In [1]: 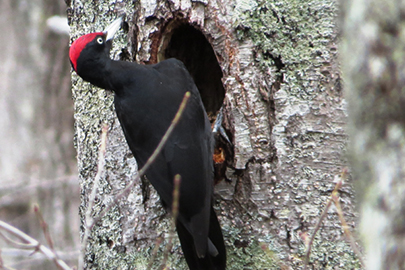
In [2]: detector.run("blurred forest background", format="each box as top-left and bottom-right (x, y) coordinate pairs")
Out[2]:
(0, 0), (79, 268)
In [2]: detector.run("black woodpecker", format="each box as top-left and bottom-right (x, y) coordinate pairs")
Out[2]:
(69, 17), (226, 270)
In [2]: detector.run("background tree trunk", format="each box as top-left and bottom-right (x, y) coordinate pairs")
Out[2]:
(342, 0), (405, 269)
(69, 0), (360, 269)
(0, 0), (79, 269)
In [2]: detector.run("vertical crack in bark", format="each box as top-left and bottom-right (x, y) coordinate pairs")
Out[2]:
(264, 51), (285, 90)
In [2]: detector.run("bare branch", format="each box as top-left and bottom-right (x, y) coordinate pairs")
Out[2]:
(0, 230), (37, 250)
(0, 220), (72, 270)
(0, 247), (4, 270)
(34, 204), (54, 250)
(147, 237), (163, 269)
(303, 169), (349, 270)
(171, 174), (181, 221)
(78, 123), (108, 270)
(161, 174), (182, 269)
(78, 91), (190, 269)
(90, 91), (191, 228)
(332, 170), (364, 267)
(0, 251), (17, 270)
(0, 176), (77, 208)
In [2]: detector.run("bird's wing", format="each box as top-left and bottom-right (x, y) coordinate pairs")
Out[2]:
(115, 58), (214, 256)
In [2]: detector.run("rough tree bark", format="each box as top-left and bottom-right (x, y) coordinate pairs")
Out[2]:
(69, 0), (359, 269)
(342, 0), (405, 269)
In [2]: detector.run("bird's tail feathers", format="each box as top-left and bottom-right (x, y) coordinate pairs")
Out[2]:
(176, 207), (226, 270)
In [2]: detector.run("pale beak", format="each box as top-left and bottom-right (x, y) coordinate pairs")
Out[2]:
(104, 16), (123, 41)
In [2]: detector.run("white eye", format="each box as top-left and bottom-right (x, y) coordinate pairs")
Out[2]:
(96, 37), (103, 44)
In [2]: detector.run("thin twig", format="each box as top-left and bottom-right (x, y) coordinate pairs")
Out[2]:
(160, 174), (182, 270)
(0, 231), (37, 250)
(90, 91), (191, 229)
(171, 174), (181, 221)
(34, 204), (54, 250)
(303, 169), (347, 270)
(147, 237), (163, 269)
(0, 264), (16, 270)
(78, 91), (189, 269)
(332, 170), (364, 267)
(0, 220), (72, 270)
(0, 251), (16, 270)
(0, 176), (78, 209)
(78, 123), (108, 270)
(260, 243), (289, 270)
(1, 248), (78, 259)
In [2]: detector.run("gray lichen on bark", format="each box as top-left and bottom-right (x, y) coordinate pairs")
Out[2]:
(69, 0), (361, 268)
(69, 1), (161, 269)
(234, 1), (361, 268)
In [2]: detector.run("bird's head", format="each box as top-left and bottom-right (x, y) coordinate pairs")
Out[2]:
(69, 17), (123, 75)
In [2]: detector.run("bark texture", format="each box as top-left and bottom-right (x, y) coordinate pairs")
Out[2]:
(342, 0), (405, 269)
(69, 0), (359, 269)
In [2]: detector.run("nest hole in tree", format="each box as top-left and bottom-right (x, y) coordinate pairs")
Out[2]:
(157, 22), (225, 117)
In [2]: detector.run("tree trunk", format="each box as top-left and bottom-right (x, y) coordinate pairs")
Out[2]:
(69, 0), (360, 269)
(0, 0), (78, 269)
(342, 0), (405, 269)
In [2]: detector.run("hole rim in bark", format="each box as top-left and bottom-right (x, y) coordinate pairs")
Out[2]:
(156, 20), (226, 117)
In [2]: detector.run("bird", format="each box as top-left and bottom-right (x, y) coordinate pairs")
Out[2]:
(69, 17), (226, 270)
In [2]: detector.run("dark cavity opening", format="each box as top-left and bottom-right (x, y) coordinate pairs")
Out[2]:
(158, 23), (225, 116)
